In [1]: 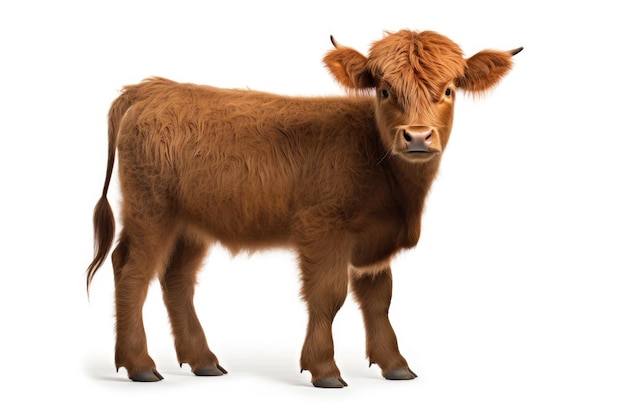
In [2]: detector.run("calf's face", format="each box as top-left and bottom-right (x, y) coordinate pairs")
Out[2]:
(324, 30), (521, 163)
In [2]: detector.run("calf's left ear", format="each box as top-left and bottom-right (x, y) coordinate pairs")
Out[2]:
(323, 36), (376, 90)
(456, 47), (523, 93)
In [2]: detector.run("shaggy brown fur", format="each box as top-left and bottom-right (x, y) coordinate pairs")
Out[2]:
(87, 29), (521, 387)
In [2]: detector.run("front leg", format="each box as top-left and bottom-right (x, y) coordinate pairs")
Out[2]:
(298, 248), (350, 388)
(350, 267), (417, 380)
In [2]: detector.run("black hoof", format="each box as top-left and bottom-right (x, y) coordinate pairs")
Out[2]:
(129, 368), (164, 382)
(312, 377), (348, 388)
(193, 364), (228, 376)
(383, 368), (418, 380)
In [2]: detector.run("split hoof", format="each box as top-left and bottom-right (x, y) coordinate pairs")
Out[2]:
(383, 368), (418, 380)
(193, 364), (228, 376)
(312, 377), (348, 388)
(129, 368), (164, 382)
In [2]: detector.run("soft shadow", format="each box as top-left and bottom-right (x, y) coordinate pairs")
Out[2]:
(82, 347), (311, 386)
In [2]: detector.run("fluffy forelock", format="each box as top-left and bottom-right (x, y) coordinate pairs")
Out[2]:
(367, 30), (467, 109)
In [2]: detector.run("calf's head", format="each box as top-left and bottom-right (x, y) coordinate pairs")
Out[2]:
(324, 30), (522, 163)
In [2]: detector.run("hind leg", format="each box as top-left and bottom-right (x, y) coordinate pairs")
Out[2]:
(159, 232), (226, 377)
(112, 223), (176, 382)
(350, 267), (417, 380)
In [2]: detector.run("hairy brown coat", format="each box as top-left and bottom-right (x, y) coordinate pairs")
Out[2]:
(87, 30), (520, 387)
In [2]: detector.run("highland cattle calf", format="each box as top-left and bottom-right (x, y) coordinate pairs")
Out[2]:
(87, 29), (521, 387)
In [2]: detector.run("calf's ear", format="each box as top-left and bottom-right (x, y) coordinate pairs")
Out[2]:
(323, 36), (376, 90)
(456, 47), (522, 93)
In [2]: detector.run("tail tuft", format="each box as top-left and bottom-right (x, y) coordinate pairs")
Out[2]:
(86, 195), (115, 292)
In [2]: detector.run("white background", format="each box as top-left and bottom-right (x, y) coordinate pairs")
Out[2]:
(1, 1), (624, 415)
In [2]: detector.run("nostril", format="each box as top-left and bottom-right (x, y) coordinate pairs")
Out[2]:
(403, 130), (412, 142)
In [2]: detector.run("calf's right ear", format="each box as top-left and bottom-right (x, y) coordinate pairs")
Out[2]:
(323, 36), (376, 90)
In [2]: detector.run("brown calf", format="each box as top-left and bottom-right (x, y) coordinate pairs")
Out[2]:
(87, 30), (521, 387)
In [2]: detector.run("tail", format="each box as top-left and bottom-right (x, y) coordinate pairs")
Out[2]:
(86, 87), (136, 293)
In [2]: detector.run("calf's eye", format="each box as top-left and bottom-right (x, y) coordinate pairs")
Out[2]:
(380, 89), (389, 99)
(445, 87), (452, 97)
